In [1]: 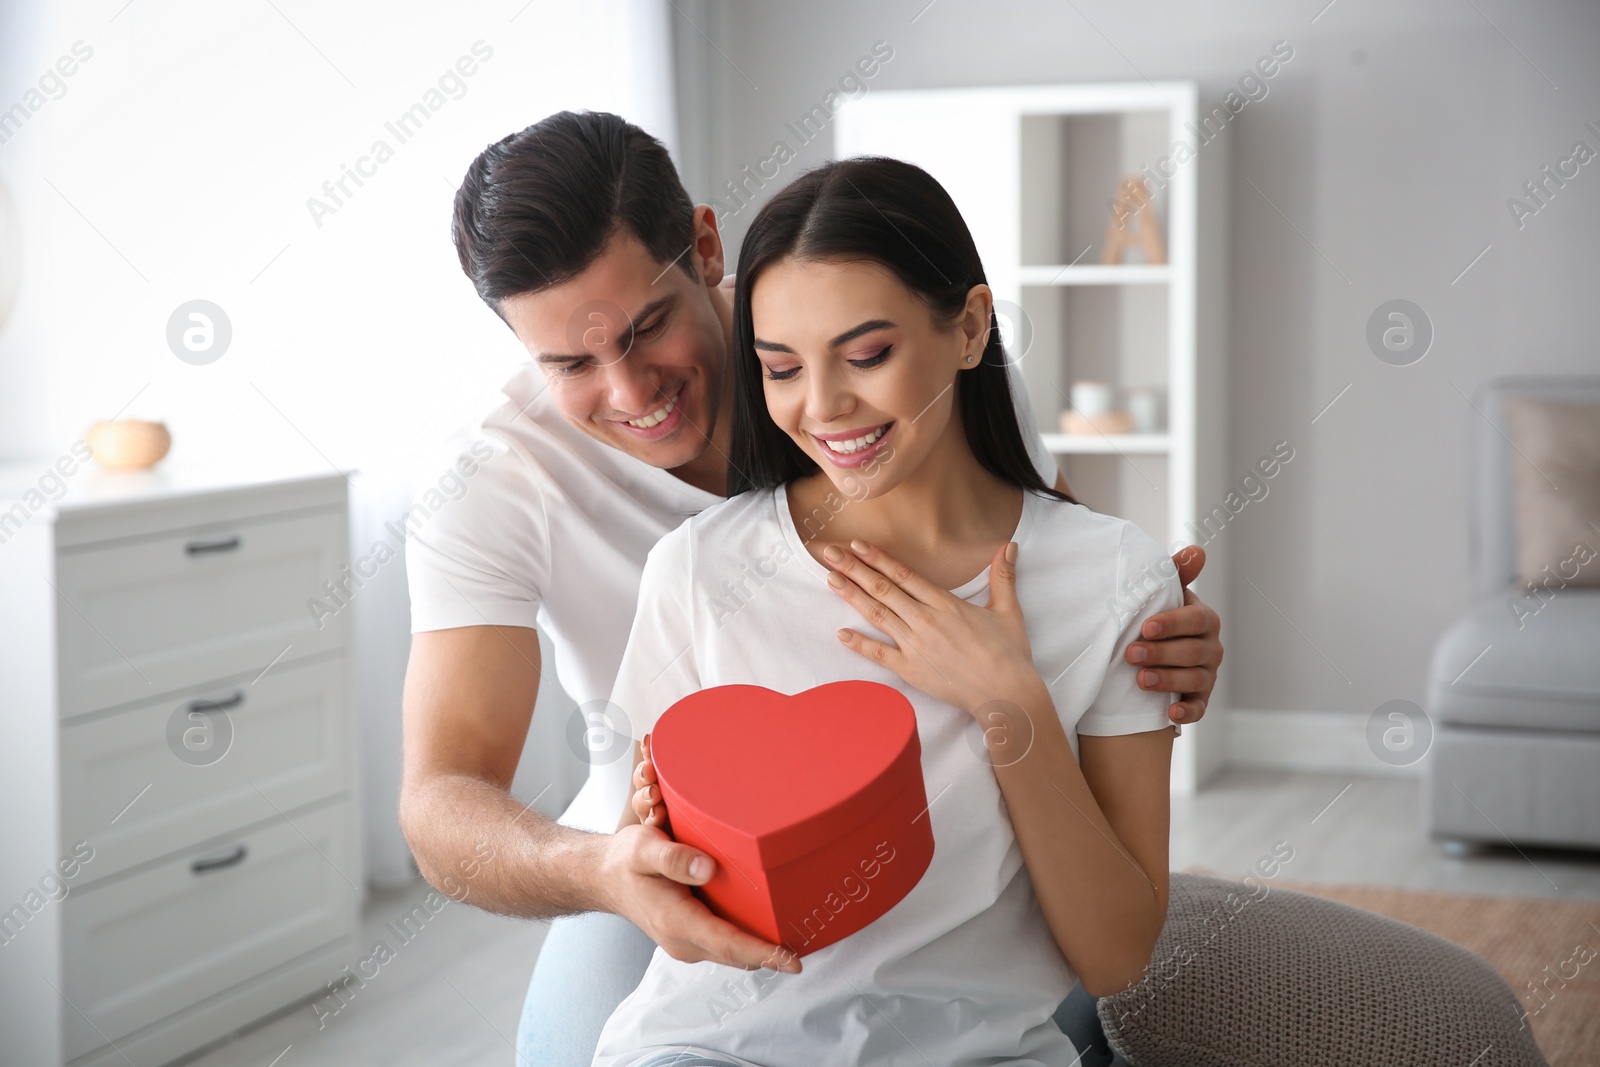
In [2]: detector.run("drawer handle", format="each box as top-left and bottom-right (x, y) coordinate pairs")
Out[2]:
(185, 536), (242, 556)
(191, 844), (248, 875)
(187, 690), (244, 714)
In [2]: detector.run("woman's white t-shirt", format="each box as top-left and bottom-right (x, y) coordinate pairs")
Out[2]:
(590, 483), (1182, 1067)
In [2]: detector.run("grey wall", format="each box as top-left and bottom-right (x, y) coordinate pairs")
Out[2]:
(670, 0), (1600, 720)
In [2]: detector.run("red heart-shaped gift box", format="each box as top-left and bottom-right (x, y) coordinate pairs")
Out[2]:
(650, 681), (934, 957)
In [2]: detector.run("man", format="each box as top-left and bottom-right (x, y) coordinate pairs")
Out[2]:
(399, 111), (1223, 1067)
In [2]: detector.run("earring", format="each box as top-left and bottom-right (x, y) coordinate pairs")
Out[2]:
(965, 354), (976, 363)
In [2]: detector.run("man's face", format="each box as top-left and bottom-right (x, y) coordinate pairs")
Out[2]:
(499, 227), (728, 471)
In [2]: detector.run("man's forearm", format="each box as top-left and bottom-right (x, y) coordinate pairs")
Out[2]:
(401, 771), (614, 921)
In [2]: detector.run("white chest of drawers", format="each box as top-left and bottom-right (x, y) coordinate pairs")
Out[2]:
(0, 462), (363, 1067)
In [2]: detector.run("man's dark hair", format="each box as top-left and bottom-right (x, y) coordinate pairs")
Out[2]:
(451, 111), (696, 316)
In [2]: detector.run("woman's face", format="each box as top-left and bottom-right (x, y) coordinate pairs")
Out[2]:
(750, 257), (988, 499)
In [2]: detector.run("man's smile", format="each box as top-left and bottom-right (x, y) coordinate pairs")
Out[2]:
(613, 385), (687, 440)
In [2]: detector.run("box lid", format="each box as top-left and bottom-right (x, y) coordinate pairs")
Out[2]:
(651, 681), (923, 872)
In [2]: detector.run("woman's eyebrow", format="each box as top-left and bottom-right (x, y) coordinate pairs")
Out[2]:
(753, 318), (897, 354)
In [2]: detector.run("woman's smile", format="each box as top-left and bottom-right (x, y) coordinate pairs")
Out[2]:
(811, 420), (895, 467)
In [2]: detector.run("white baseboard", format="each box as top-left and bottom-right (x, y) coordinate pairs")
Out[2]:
(1226, 707), (1420, 778)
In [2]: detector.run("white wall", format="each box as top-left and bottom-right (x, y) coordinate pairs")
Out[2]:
(0, 0), (677, 885)
(671, 0), (1600, 737)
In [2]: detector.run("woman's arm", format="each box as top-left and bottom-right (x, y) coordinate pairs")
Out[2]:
(1079, 730), (1173, 929)
(981, 683), (1172, 994)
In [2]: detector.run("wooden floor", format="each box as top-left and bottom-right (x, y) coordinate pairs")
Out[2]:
(178, 769), (1600, 1067)
(1169, 767), (1600, 902)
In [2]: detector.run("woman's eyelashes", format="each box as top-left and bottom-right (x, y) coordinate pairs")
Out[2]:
(762, 344), (894, 382)
(850, 344), (893, 369)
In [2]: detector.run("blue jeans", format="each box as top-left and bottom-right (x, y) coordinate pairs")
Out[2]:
(515, 911), (1121, 1067)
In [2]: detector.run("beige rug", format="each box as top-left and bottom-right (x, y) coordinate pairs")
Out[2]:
(1184, 868), (1600, 1067)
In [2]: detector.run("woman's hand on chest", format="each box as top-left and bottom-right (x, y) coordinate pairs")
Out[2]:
(822, 538), (1044, 717)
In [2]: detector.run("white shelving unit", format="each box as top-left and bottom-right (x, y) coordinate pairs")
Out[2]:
(1040, 433), (1172, 455)
(837, 82), (1230, 793)
(1017, 264), (1172, 286)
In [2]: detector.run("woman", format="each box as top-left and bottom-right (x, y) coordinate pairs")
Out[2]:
(590, 156), (1179, 1067)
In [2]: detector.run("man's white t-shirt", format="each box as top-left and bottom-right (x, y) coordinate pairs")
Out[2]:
(406, 358), (1063, 834)
(589, 485), (1181, 1067)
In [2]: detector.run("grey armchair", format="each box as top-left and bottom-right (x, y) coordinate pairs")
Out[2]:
(1424, 376), (1600, 851)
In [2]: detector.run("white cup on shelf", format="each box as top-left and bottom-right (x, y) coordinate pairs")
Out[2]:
(1069, 380), (1114, 418)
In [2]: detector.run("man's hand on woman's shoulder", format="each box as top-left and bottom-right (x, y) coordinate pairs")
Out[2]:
(1124, 545), (1223, 725)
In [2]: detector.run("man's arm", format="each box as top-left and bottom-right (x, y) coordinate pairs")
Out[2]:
(1051, 470), (1225, 725)
(400, 625), (602, 917)
(399, 625), (704, 919)
(398, 625), (794, 970)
